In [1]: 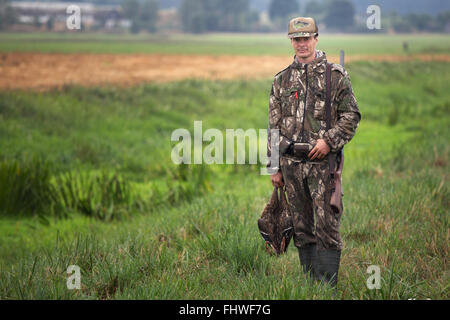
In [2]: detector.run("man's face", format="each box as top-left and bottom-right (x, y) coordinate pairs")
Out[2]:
(291, 36), (318, 61)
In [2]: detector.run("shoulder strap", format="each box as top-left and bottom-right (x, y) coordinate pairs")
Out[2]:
(325, 63), (335, 183)
(325, 63), (332, 131)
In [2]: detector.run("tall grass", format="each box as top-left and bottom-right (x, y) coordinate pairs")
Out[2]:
(0, 157), (214, 221)
(0, 158), (137, 220)
(0, 158), (54, 216)
(52, 171), (134, 221)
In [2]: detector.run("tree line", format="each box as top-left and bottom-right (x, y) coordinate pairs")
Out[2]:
(106, 0), (450, 34)
(1, 0), (449, 34)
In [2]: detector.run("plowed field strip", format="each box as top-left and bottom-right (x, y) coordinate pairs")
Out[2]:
(1, 53), (449, 91)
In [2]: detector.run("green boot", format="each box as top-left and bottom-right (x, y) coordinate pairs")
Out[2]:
(314, 249), (341, 288)
(297, 244), (317, 279)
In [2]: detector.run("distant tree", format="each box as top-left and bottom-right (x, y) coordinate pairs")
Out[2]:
(46, 16), (54, 31)
(122, 0), (140, 32)
(386, 11), (412, 33)
(179, 0), (251, 33)
(0, 0), (16, 30)
(324, 0), (355, 30)
(437, 11), (450, 32)
(268, 0), (299, 20)
(122, 0), (159, 33)
(33, 15), (42, 29)
(122, 0), (140, 19)
(218, 0), (250, 31)
(140, 0), (159, 32)
(304, 1), (321, 15)
(405, 13), (433, 32)
(304, 0), (325, 24)
(383, 10), (450, 33)
(179, 0), (207, 33)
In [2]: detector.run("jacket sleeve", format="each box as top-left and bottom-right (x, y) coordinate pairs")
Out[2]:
(323, 72), (361, 153)
(267, 77), (282, 172)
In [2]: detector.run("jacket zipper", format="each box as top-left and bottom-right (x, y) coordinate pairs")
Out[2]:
(300, 65), (308, 142)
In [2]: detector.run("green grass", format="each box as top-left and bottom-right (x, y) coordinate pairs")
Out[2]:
(0, 60), (448, 299)
(1, 32), (450, 55)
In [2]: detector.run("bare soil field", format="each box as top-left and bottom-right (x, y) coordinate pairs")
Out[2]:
(1, 52), (449, 91)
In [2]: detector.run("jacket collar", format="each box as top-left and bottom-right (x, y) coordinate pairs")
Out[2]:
(290, 50), (327, 73)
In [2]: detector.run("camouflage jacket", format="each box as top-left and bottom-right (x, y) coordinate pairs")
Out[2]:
(267, 50), (361, 171)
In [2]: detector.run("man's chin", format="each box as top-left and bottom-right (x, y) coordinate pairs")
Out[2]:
(297, 52), (313, 59)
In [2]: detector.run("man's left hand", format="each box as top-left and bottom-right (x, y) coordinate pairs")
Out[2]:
(308, 139), (330, 160)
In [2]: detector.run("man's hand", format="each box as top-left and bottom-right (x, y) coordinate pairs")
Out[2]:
(308, 139), (330, 160)
(270, 171), (284, 188)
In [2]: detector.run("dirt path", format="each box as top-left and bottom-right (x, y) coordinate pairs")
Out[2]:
(1, 52), (449, 91)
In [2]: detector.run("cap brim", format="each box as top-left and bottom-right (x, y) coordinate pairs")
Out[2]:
(288, 32), (316, 38)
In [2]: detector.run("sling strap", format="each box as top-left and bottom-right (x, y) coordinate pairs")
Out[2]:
(325, 63), (335, 185)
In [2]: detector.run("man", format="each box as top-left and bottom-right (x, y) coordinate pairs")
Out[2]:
(267, 17), (361, 288)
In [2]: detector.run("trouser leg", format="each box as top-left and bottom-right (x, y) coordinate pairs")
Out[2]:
(281, 161), (317, 278)
(307, 161), (343, 287)
(281, 161), (316, 249)
(305, 161), (343, 250)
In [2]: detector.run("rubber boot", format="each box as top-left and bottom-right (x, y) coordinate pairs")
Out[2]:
(297, 244), (317, 279)
(314, 249), (341, 288)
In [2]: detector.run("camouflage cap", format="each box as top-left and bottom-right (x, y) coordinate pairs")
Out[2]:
(288, 17), (318, 38)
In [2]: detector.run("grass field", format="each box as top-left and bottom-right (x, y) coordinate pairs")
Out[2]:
(1, 32), (450, 55)
(0, 33), (448, 300)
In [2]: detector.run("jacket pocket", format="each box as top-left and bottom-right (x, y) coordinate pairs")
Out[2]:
(280, 116), (295, 137)
(281, 87), (300, 116)
(313, 99), (326, 120)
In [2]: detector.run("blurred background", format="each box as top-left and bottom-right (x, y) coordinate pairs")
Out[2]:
(1, 0), (450, 34)
(0, 0), (448, 300)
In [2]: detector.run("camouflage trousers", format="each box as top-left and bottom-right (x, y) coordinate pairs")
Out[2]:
(280, 156), (343, 250)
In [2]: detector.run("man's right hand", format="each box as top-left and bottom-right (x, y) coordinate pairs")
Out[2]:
(270, 171), (284, 188)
